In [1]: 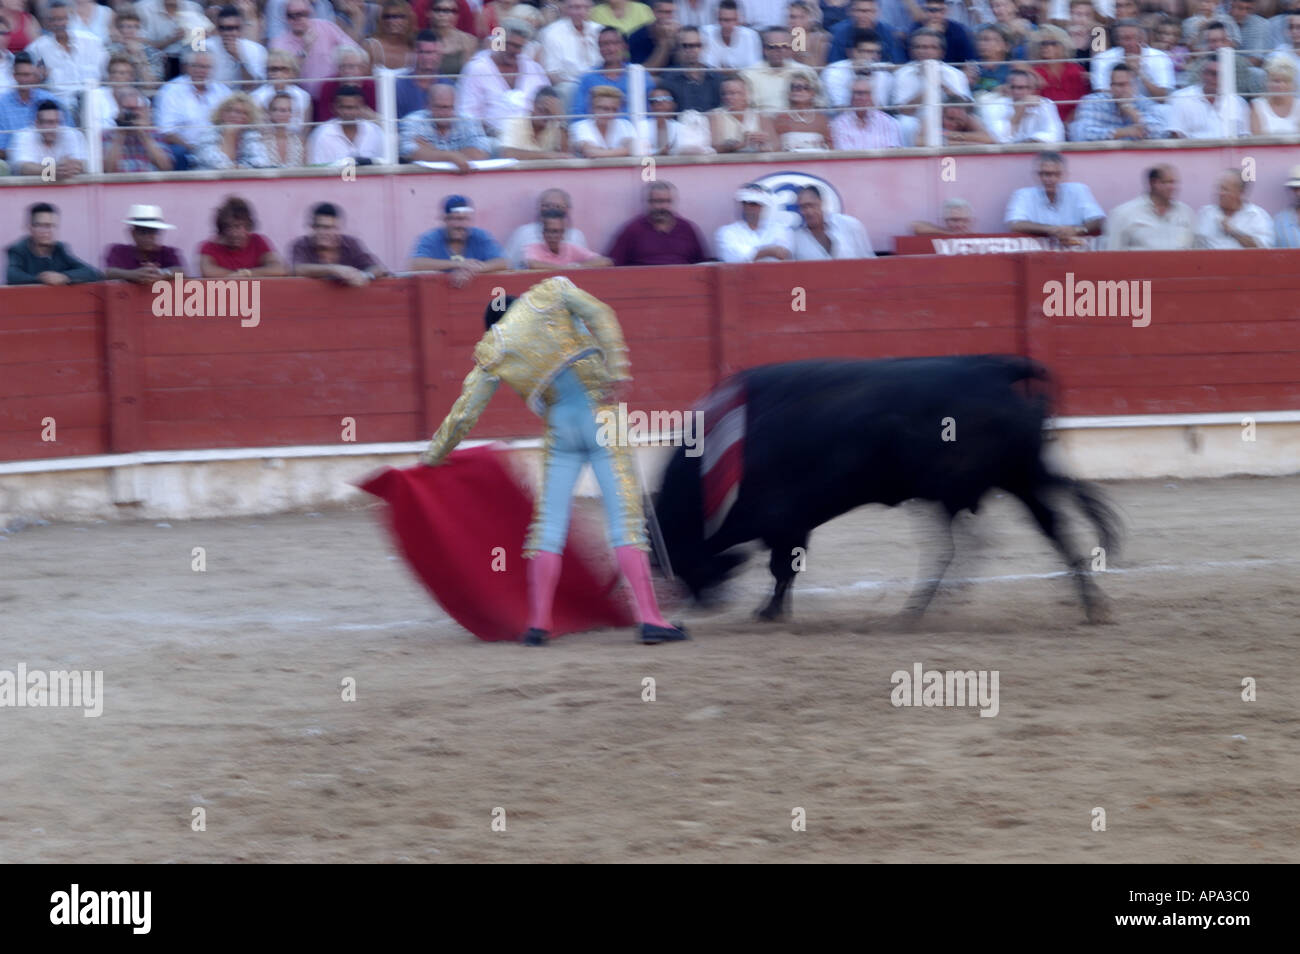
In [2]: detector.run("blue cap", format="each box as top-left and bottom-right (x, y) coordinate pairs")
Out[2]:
(444, 194), (473, 214)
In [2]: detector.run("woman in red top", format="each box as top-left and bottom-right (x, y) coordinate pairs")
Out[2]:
(198, 196), (288, 278)
(1030, 26), (1089, 125)
(2, 0), (40, 53)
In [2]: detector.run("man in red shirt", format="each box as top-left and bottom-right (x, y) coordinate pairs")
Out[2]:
(606, 180), (710, 266)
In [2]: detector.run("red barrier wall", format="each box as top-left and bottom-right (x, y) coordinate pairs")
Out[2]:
(2, 253), (1299, 463)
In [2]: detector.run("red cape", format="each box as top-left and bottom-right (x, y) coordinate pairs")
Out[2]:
(359, 445), (637, 641)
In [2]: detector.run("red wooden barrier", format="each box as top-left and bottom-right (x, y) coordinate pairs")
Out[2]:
(2, 254), (1299, 464)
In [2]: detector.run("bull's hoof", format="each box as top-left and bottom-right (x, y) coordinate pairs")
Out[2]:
(1084, 599), (1115, 625)
(755, 606), (786, 622)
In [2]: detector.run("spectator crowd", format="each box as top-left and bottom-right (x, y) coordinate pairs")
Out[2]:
(2, 0), (1300, 176)
(9, 153), (1300, 286)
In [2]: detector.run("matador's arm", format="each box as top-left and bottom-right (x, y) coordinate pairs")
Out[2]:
(560, 280), (632, 382)
(421, 365), (501, 466)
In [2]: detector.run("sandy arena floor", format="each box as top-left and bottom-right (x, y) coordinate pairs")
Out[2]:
(2, 476), (1298, 863)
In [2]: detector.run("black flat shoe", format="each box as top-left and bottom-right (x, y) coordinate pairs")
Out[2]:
(639, 623), (690, 645)
(520, 628), (550, 647)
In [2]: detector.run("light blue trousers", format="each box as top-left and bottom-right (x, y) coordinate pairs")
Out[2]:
(525, 367), (645, 556)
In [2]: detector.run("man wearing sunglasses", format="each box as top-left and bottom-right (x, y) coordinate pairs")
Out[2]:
(209, 4), (267, 86)
(743, 26), (797, 111)
(270, 0), (354, 97)
(655, 26), (723, 111)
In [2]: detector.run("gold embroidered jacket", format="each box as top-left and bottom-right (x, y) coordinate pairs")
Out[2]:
(421, 277), (632, 466)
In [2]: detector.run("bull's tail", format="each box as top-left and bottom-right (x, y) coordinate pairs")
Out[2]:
(1049, 474), (1123, 557)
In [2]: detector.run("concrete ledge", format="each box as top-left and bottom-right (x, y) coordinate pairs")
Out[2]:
(2, 420), (1298, 526)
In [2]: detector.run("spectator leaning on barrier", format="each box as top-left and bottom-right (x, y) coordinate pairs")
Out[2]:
(1104, 164), (1196, 251)
(832, 71), (904, 149)
(1166, 58), (1250, 138)
(499, 85), (572, 158)
(102, 90), (174, 172)
(103, 204), (185, 282)
(523, 206), (613, 268)
(714, 181), (793, 262)
(1274, 164), (1300, 247)
(25, 0), (106, 114)
(1005, 151), (1105, 247)
(979, 68), (1065, 144)
(505, 188), (590, 268)
(700, 0), (762, 70)
(789, 183), (874, 260)
(911, 196), (976, 235)
(11, 98), (86, 177)
(573, 83), (638, 155)
(1070, 63), (1167, 141)
(198, 195), (289, 278)
(655, 26), (724, 111)
(409, 194), (508, 287)
(290, 202), (390, 285)
(7, 202), (101, 286)
(1193, 168), (1275, 248)
(308, 84), (385, 163)
(607, 180), (709, 266)
(400, 81), (493, 168)
(210, 4), (268, 87)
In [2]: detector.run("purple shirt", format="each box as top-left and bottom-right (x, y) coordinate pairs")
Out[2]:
(607, 215), (709, 266)
(104, 243), (185, 271)
(289, 234), (381, 271)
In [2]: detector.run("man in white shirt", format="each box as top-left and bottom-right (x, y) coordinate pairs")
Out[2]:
(822, 29), (892, 109)
(675, 0), (718, 28)
(715, 182), (793, 262)
(136, 0), (215, 60)
(11, 98), (87, 176)
(505, 189), (592, 268)
(1090, 20), (1175, 98)
(1165, 59), (1249, 138)
(155, 50), (231, 161)
(701, 0), (762, 69)
(790, 185), (874, 260)
(456, 21), (549, 136)
(741, 25), (797, 111)
(980, 68), (1065, 144)
(890, 29), (971, 109)
(1104, 164), (1196, 250)
(209, 4), (268, 86)
(1193, 169), (1275, 248)
(539, 0), (603, 112)
(1005, 152), (1106, 247)
(307, 84), (385, 163)
(25, 0), (106, 112)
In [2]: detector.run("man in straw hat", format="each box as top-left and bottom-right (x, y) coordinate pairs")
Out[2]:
(420, 277), (689, 647)
(103, 204), (185, 284)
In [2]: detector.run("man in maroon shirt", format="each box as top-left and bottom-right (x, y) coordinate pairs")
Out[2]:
(606, 181), (710, 266)
(103, 205), (186, 283)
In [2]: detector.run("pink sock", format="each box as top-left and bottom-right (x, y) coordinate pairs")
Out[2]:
(615, 546), (670, 628)
(526, 551), (563, 631)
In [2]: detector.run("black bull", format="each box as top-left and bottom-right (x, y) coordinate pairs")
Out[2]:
(654, 356), (1121, 623)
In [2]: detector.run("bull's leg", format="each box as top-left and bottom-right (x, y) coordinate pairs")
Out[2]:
(757, 533), (807, 621)
(1016, 490), (1109, 624)
(901, 510), (956, 620)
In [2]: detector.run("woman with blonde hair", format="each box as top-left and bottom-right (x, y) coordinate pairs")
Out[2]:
(772, 68), (831, 151)
(1250, 58), (1300, 136)
(711, 74), (773, 153)
(1030, 24), (1089, 124)
(263, 91), (306, 167)
(367, 0), (417, 71)
(251, 50), (314, 134)
(571, 85), (637, 157)
(195, 93), (273, 169)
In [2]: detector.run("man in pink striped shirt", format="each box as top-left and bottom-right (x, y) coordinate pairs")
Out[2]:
(830, 74), (902, 151)
(523, 208), (613, 268)
(270, 0), (354, 96)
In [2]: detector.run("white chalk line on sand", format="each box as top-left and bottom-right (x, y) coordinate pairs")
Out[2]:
(50, 556), (1299, 631)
